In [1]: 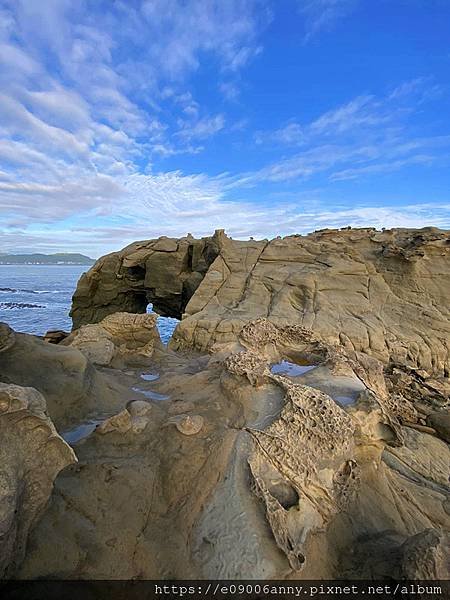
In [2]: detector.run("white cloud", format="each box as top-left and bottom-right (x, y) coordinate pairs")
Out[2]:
(255, 122), (305, 146)
(0, 174), (124, 226)
(0, 2), (448, 258)
(219, 81), (240, 101)
(248, 78), (450, 185)
(309, 95), (386, 134)
(0, 93), (91, 160)
(177, 114), (226, 141)
(298, 0), (357, 42)
(2, 181), (449, 257)
(0, 0), (269, 234)
(330, 155), (434, 181)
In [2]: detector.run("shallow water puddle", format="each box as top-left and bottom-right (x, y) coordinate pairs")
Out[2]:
(61, 419), (103, 444)
(333, 394), (358, 406)
(132, 387), (170, 401)
(304, 374), (365, 407)
(140, 372), (160, 381)
(270, 360), (316, 377)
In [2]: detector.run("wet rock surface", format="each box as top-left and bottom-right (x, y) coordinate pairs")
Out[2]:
(1, 227), (449, 581)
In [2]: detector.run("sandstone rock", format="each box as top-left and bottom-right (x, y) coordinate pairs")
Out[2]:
(0, 323), (129, 429)
(0, 322), (15, 353)
(127, 400), (152, 418)
(5, 229), (450, 581)
(0, 383), (76, 578)
(70, 227), (450, 376)
(399, 529), (450, 579)
(70, 232), (223, 327)
(63, 312), (162, 367)
(97, 402), (153, 435)
(96, 409), (132, 434)
(167, 414), (204, 435)
(15, 323), (450, 580)
(427, 412), (450, 443)
(43, 330), (69, 344)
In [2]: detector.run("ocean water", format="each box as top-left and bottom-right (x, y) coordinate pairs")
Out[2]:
(0, 265), (179, 344)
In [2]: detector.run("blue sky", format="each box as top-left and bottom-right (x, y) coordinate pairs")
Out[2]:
(1, 0), (449, 257)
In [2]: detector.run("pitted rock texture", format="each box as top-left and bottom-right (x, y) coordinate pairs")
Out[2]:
(63, 312), (162, 367)
(0, 383), (76, 578)
(3, 226), (450, 581)
(223, 319), (449, 574)
(71, 227), (450, 376)
(247, 379), (357, 570)
(1, 315), (448, 581)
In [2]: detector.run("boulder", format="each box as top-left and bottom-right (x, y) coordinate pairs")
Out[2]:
(63, 312), (162, 367)
(0, 322), (15, 353)
(0, 322), (128, 429)
(0, 383), (76, 578)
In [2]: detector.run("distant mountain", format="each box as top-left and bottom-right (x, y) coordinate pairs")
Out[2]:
(0, 253), (95, 265)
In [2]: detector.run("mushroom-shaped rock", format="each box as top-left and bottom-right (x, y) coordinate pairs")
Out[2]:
(128, 400), (152, 418)
(96, 409), (132, 434)
(167, 414), (204, 435)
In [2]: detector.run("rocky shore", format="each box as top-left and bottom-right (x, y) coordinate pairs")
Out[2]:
(1, 227), (449, 580)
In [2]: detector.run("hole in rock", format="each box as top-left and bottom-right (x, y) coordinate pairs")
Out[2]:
(147, 303), (179, 345)
(270, 360), (316, 377)
(132, 387), (170, 402)
(124, 265), (146, 281)
(268, 480), (299, 509)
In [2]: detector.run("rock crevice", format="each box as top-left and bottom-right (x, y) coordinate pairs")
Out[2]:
(71, 227), (450, 376)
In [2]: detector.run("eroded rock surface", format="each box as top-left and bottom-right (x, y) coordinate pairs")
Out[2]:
(70, 231), (222, 327)
(2, 226), (450, 581)
(0, 323), (130, 429)
(63, 312), (162, 367)
(0, 383), (76, 578)
(72, 227), (450, 376)
(221, 319), (449, 578)
(10, 317), (448, 580)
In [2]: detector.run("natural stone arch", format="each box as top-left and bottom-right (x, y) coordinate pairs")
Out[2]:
(70, 231), (225, 329)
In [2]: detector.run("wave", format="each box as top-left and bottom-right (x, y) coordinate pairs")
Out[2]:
(0, 288), (66, 294)
(0, 302), (46, 310)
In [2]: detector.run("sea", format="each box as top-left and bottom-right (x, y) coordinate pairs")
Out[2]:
(0, 264), (179, 344)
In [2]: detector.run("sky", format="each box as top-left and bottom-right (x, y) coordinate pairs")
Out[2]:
(1, 0), (450, 258)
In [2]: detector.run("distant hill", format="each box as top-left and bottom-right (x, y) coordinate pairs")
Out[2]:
(0, 253), (95, 265)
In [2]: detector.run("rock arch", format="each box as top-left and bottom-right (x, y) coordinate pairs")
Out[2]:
(70, 231), (225, 329)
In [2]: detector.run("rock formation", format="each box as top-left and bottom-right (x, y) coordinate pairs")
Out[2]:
(1, 227), (449, 581)
(71, 227), (450, 376)
(0, 383), (75, 578)
(62, 312), (162, 367)
(0, 323), (129, 429)
(70, 232), (222, 328)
